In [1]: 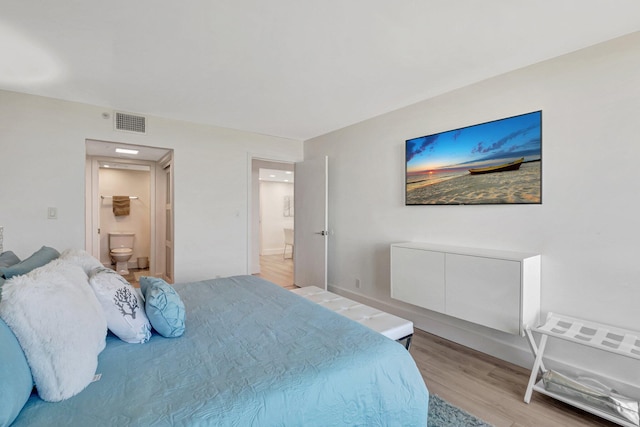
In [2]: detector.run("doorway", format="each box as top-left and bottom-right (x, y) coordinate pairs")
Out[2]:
(250, 159), (295, 288)
(85, 140), (174, 282)
(96, 162), (151, 284)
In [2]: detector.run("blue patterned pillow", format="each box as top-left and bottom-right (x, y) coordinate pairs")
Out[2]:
(0, 317), (33, 426)
(140, 277), (185, 338)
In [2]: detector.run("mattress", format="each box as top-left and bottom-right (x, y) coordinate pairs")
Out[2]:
(14, 275), (429, 426)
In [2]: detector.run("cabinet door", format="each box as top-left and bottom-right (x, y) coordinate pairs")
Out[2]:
(391, 246), (445, 313)
(446, 254), (521, 334)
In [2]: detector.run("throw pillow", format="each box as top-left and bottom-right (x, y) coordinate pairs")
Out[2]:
(0, 246), (60, 279)
(0, 260), (107, 402)
(89, 267), (151, 344)
(0, 317), (33, 427)
(59, 249), (102, 275)
(0, 251), (21, 269)
(0, 251), (21, 298)
(140, 276), (186, 338)
(0, 251), (22, 302)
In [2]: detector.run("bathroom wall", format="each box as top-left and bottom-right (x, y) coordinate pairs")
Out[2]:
(260, 181), (294, 255)
(99, 167), (151, 267)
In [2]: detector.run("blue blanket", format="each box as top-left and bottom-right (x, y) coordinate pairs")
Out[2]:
(15, 276), (428, 426)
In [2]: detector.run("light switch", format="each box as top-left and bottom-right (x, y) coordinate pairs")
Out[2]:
(48, 207), (57, 219)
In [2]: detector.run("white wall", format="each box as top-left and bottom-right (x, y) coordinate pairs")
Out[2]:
(260, 181), (294, 255)
(304, 32), (640, 385)
(98, 168), (151, 266)
(0, 90), (303, 282)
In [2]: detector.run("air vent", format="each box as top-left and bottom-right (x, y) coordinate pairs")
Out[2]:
(114, 112), (146, 134)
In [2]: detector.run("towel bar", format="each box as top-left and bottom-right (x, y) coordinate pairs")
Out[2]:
(101, 196), (138, 199)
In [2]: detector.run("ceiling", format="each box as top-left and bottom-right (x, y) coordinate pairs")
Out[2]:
(86, 140), (171, 162)
(259, 168), (294, 183)
(2, 2), (639, 141)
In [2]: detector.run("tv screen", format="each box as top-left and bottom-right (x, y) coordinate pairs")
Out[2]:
(405, 111), (542, 205)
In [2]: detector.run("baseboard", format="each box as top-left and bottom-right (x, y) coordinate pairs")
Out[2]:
(327, 284), (640, 396)
(101, 261), (148, 270)
(328, 284), (532, 367)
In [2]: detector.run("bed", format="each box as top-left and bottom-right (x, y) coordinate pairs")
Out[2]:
(2, 256), (428, 426)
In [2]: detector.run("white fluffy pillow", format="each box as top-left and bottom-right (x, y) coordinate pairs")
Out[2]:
(0, 259), (107, 402)
(89, 267), (151, 344)
(59, 249), (103, 275)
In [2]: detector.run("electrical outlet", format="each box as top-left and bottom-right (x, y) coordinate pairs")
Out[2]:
(47, 207), (57, 219)
(355, 278), (361, 288)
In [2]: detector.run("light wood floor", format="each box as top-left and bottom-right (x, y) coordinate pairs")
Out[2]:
(258, 255), (617, 426)
(256, 254), (296, 290)
(117, 267), (149, 288)
(412, 329), (617, 427)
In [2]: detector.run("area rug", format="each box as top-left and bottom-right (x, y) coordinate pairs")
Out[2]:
(428, 395), (493, 427)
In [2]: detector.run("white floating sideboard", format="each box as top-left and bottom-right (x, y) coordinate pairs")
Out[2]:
(390, 242), (541, 336)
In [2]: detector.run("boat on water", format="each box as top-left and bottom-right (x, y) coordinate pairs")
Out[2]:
(468, 157), (524, 175)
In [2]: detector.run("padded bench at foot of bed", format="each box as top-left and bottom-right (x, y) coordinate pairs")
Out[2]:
(291, 286), (413, 349)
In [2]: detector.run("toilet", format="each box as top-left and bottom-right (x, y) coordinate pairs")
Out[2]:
(109, 232), (135, 274)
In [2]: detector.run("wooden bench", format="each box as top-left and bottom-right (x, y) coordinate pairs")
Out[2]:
(292, 286), (414, 349)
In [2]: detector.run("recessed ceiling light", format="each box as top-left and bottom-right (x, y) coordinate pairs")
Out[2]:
(285, 171), (292, 174)
(269, 174), (276, 178)
(284, 179), (289, 182)
(115, 148), (139, 155)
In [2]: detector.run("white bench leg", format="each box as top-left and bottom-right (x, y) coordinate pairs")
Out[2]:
(399, 334), (413, 350)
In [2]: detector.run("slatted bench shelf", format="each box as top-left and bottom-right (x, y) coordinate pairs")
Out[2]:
(525, 312), (640, 427)
(292, 286), (414, 349)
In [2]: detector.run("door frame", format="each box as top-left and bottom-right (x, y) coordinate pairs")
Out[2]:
(246, 153), (300, 277)
(86, 156), (157, 271)
(85, 147), (174, 279)
(157, 152), (174, 282)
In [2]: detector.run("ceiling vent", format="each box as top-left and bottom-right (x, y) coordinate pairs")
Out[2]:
(114, 112), (146, 134)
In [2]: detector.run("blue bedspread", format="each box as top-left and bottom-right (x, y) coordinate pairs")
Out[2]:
(14, 276), (428, 426)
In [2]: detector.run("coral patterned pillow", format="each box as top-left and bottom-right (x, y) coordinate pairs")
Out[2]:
(88, 267), (151, 344)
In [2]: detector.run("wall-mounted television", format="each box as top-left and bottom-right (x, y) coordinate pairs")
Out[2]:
(405, 111), (542, 205)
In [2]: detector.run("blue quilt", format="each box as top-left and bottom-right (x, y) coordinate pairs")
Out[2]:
(14, 276), (428, 426)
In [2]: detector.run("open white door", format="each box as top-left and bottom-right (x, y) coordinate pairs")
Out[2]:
(294, 156), (328, 289)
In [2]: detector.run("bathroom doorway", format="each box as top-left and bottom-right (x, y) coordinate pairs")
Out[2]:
(97, 162), (151, 283)
(85, 140), (174, 282)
